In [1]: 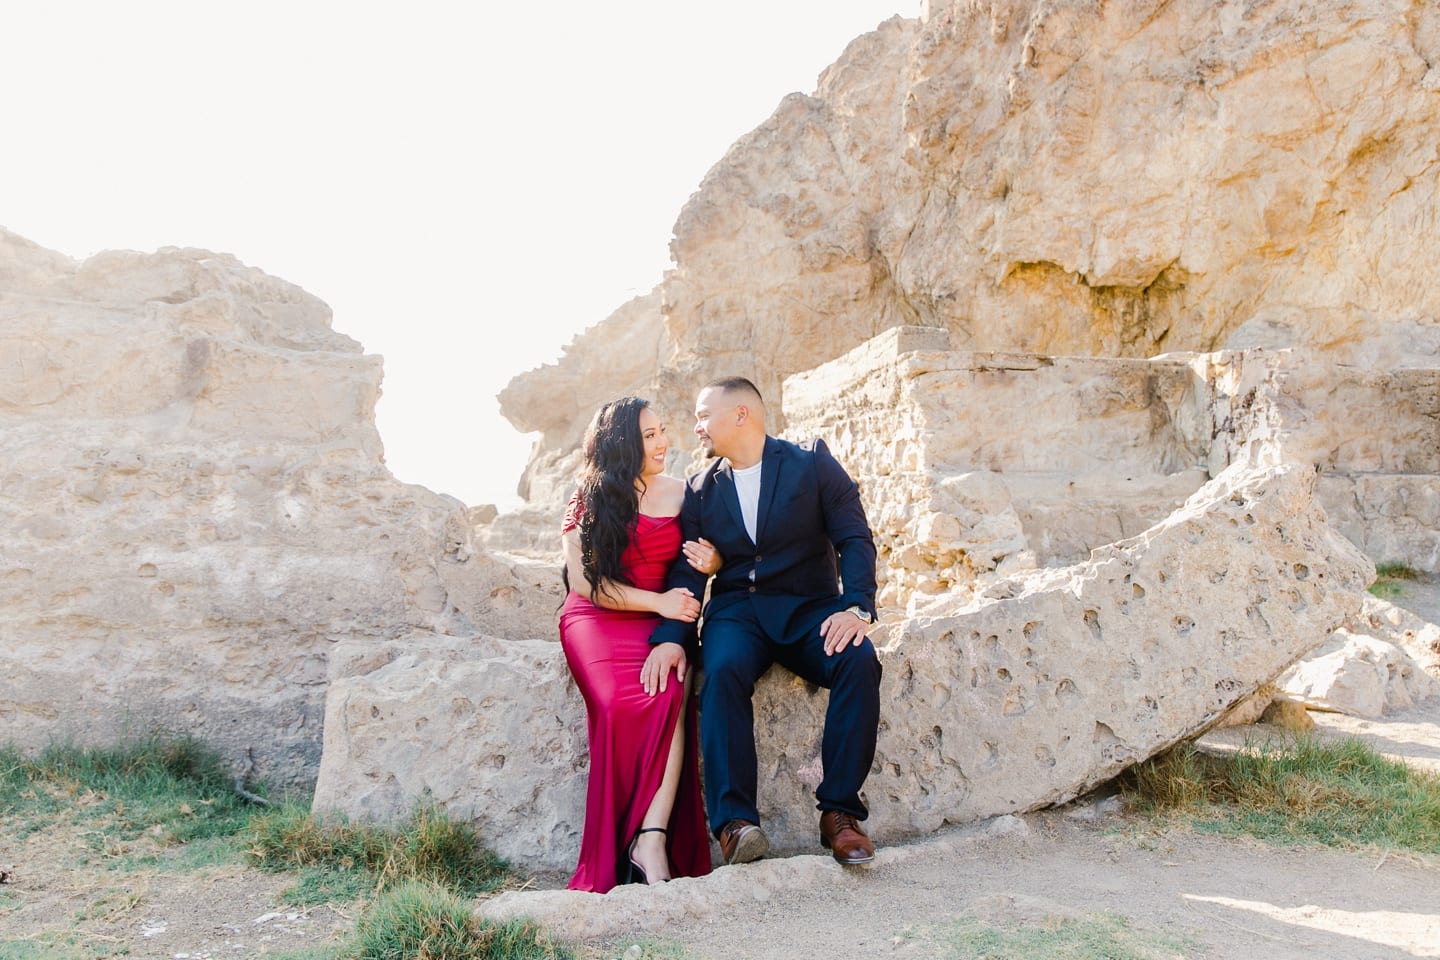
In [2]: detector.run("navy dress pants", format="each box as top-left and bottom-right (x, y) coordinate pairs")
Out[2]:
(697, 605), (882, 835)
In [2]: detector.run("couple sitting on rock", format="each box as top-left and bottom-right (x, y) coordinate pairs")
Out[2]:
(557, 376), (883, 892)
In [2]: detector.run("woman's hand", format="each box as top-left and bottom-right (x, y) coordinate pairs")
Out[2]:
(683, 537), (722, 576)
(654, 587), (701, 622)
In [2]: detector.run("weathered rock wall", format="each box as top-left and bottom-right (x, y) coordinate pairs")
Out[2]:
(900, 0), (1440, 354)
(1281, 362), (1440, 571)
(0, 230), (560, 786)
(497, 0), (1440, 579)
(780, 326), (1219, 607)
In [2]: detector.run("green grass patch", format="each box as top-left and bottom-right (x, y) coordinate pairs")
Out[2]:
(898, 913), (1190, 960)
(3, 736), (516, 897)
(2, 737), (551, 960)
(1369, 561), (1424, 599)
(247, 803), (512, 899)
(282, 864), (379, 907)
(0, 932), (128, 959)
(344, 881), (569, 960)
(238, 881), (575, 960)
(1121, 734), (1440, 853)
(0, 736), (261, 862)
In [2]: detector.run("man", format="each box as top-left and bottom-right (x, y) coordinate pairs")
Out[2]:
(641, 376), (882, 866)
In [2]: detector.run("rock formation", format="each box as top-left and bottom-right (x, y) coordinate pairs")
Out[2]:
(6, 0), (1440, 883)
(0, 229), (561, 787)
(313, 633), (587, 857)
(312, 327), (1372, 867)
(499, 0), (1440, 573)
(1277, 594), (1440, 717)
(459, 0), (1440, 866)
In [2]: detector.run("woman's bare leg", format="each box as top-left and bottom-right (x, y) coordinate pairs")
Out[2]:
(631, 684), (689, 883)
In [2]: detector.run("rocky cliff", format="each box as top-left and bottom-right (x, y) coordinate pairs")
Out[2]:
(499, 0), (1440, 548)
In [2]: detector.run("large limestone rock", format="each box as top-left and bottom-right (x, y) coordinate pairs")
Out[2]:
(1279, 629), (1440, 718)
(312, 634), (588, 865)
(779, 326), (1218, 610)
(0, 230), (558, 786)
(1277, 594), (1440, 717)
(313, 326), (1372, 865)
(499, 0), (1440, 581)
(761, 460), (1368, 845)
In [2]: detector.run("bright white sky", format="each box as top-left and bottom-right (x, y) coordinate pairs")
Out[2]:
(2, 1), (914, 509)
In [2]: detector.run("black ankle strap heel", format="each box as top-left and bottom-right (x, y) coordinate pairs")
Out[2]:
(625, 826), (669, 885)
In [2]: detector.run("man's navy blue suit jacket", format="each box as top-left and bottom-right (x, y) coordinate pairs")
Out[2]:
(650, 435), (877, 657)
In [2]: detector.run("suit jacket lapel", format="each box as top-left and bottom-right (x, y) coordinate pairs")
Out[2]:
(754, 436), (783, 546)
(714, 460), (750, 545)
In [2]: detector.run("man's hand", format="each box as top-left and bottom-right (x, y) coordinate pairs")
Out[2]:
(641, 642), (687, 696)
(819, 609), (871, 656)
(653, 587), (700, 622)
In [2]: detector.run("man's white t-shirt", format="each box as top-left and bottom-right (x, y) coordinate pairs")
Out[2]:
(732, 460), (763, 544)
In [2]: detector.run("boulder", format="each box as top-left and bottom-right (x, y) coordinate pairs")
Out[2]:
(1232, 584), (1440, 721)
(316, 311), (1377, 866)
(311, 634), (588, 867)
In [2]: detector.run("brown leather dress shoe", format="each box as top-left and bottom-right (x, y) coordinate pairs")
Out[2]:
(717, 819), (770, 865)
(819, 810), (875, 865)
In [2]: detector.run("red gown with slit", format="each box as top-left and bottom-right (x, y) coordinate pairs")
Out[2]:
(559, 499), (712, 892)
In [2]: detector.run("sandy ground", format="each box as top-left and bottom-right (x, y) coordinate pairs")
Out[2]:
(6, 724), (1438, 960)
(4, 582), (1439, 959)
(482, 698), (1440, 960)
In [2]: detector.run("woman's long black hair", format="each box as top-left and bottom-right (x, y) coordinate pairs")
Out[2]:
(565, 396), (650, 605)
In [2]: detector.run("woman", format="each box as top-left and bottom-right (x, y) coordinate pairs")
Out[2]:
(559, 396), (716, 892)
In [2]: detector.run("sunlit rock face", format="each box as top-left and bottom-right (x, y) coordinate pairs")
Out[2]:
(312, 328), (1372, 863)
(501, 0), (1440, 543)
(0, 230), (559, 786)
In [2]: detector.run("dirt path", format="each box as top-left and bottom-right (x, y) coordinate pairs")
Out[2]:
(479, 700), (1440, 960)
(635, 804), (1440, 960)
(0, 851), (356, 958)
(8, 744), (1437, 960)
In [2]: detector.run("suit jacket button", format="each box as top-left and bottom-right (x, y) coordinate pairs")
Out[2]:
(755, 555), (762, 562)
(748, 586), (756, 593)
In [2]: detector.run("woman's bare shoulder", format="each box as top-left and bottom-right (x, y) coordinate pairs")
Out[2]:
(641, 474), (687, 517)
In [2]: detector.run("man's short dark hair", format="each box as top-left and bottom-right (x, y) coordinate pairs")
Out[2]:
(704, 376), (763, 405)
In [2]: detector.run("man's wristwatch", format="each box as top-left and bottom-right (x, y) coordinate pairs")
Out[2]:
(846, 605), (873, 624)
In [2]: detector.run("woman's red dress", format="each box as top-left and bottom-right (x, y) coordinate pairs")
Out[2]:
(559, 503), (712, 892)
